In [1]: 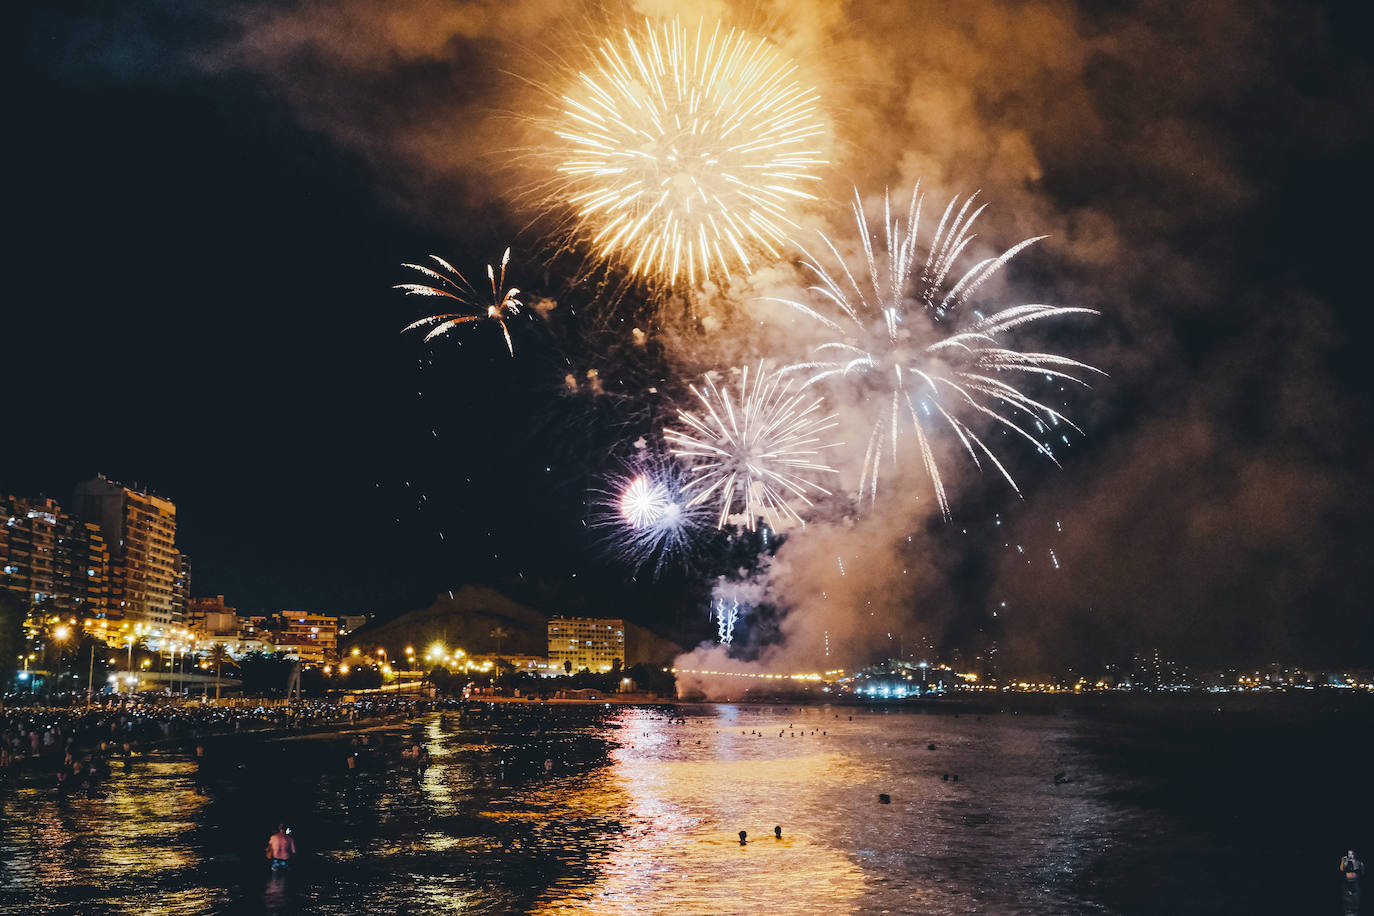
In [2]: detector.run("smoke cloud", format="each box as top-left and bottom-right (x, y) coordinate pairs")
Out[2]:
(187, 0), (1374, 677)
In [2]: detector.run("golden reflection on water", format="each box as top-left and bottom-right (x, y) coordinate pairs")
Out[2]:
(7, 757), (213, 915)
(517, 709), (868, 915)
(0, 707), (1129, 915)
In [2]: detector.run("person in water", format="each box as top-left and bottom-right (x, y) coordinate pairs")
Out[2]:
(1342, 850), (1364, 913)
(1341, 850), (1364, 885)
(738, 830), (748, 846)
(267, 824), (296, 871)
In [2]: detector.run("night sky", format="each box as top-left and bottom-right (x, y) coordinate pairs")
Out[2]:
(7, 0), (1373, 671)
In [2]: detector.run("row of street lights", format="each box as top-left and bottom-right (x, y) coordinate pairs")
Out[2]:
(19, 620), (214, 703)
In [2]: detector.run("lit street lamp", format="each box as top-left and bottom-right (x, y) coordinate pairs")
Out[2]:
(53, 625), (72, 690)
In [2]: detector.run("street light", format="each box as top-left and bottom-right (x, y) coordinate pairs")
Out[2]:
(51, 625), (72, 693)
(86, 639), (98, 709)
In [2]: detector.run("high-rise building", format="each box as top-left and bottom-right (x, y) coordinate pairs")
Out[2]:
(1, 493), (109, 621)
(172, 552), (191, 624)
(53, 515), (109, 620)
(2, 495), (58, 613)
(72, 476), (180, 630)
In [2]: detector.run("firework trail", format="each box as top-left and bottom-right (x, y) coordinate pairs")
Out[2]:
(665, 362), (840, 531)
(553, 17), (826, 287)
(714, 594), (741, 644)
(590, 446), (711, 576)
(398, 248), (523, 356)
(772, 185), (1102, 518)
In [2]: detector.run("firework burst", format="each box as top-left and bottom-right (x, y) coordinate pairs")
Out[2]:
(398, 248), (523, 356)
(666, 362), (840, 530)
(591, 447), (710, 575)
(553, 18), (827, 287)
(774, 185), (1102, 518)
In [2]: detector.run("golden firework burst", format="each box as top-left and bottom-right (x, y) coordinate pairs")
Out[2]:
(555, 18), (827, 287)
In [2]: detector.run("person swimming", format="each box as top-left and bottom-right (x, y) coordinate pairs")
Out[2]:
(738, 830), (748, 845)
(774, 826), (782, 839)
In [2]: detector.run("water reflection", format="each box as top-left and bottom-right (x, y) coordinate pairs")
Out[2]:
(0, 704), (1134, 915)
(530, 712), (867, 913)
(529, 706), (1119, 915)
(2, 757), (213, 914)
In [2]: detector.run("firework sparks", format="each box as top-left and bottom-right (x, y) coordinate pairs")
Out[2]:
(666, 362), (840, 530)
(398, 248), (523, 356)
(591, 449), (709, 575)
(553, 18), (826, 286)
(714, 595), (740, 644)
(773, 185), (1102, 517)
(619, 474), (670, 528)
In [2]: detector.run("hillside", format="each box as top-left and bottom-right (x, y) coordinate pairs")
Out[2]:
(343, 585), (547, 658)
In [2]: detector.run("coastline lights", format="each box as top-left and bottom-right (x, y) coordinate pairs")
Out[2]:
(670, 667), (844, 682)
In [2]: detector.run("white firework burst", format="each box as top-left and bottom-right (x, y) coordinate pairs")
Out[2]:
(773, 184), (1103, 517)
(591, 448), (710, 575)
(665, 362), (840, 530)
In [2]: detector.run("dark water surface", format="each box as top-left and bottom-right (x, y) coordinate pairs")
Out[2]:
(1, 698), (1370, 915)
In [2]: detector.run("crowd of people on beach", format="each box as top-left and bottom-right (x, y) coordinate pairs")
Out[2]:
(0, 696), (448, 792)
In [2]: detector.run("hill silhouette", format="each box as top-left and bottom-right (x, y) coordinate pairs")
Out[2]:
(343, 585), (547, 657)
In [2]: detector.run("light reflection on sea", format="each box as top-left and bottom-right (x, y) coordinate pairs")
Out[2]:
(526, 707), (1117, 915)
(0, 704), (1138, 915)
(2, 758), (215, 915)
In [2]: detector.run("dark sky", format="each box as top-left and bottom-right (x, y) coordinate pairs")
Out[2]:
(6, 0), (1373, 670)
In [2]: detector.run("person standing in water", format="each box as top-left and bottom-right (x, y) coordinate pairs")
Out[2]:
(267, 825), (296, 871)
(1341, 850), (1364, 914)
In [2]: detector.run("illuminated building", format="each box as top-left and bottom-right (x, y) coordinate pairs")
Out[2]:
(186, 594), (237, 635)
(272, 611), (339, 664)
(548, 617), (625, 673)
(73, 476), (181, 629)
(1, 493), (110, 620)
(546, 617), (679, 673)
(172, 552), (191, 625)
